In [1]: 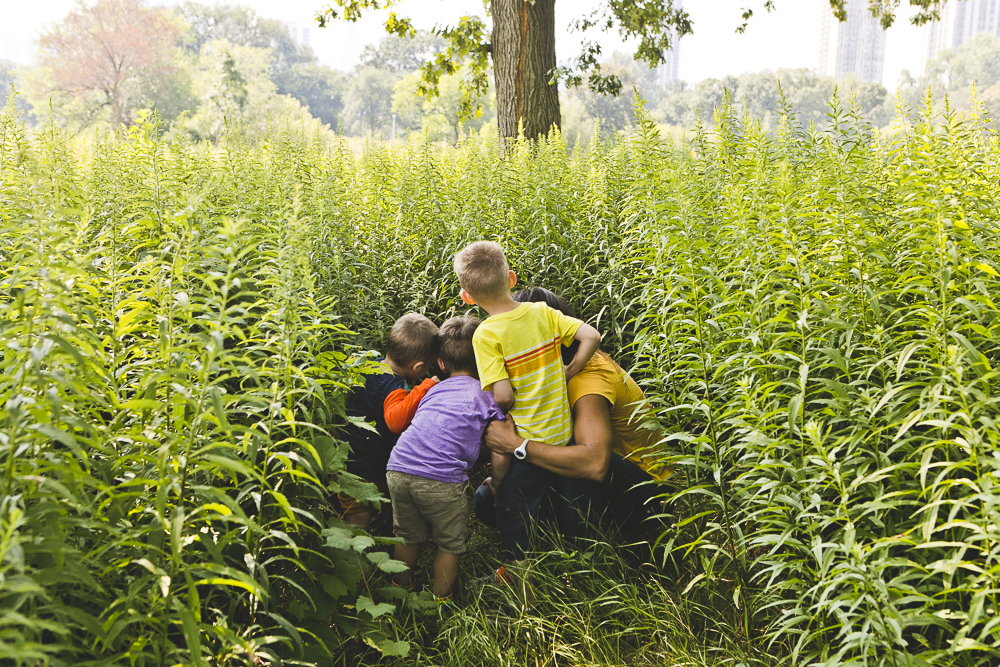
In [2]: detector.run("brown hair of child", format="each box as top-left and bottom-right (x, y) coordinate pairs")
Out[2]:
(437, 316), (480, 377)
(386, 313), (439, 366)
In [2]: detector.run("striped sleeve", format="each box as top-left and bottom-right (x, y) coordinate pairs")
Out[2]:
(547, 307), (584, 346)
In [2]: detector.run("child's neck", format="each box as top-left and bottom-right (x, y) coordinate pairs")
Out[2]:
(448, 370), (475, 378)
(477, 294), (521, 317)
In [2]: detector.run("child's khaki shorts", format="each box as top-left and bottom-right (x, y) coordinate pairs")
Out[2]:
(386, 471), (470, 555)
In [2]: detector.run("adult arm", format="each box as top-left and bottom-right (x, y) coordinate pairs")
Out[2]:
(483, 394), (614, 482)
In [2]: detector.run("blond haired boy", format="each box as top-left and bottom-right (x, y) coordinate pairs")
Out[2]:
(454, 241), (601, 561)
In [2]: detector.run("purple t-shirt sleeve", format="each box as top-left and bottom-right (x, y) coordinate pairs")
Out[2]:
(482, 393), (505, 423)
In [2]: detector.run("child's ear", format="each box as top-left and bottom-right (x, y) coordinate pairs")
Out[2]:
(437, 357), (447, 373)
(411, 360), (428, 377)
(460, 289), (476, 306)
(508, 270), (517, 289)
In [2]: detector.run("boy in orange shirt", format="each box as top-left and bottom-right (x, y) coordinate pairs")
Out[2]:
(339, 313), (439, 529)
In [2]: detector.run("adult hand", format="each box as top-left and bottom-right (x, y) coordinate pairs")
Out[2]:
(484, 414), (521, 454)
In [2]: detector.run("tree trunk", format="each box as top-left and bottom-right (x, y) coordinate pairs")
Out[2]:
(491, 0), (561, 142)
(110, 85), (124, 127)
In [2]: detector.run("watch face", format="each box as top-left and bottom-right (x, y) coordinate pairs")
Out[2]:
(514, 447), (526, 460)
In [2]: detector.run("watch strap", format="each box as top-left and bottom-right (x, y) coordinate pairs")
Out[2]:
(514, 438), (529, 460)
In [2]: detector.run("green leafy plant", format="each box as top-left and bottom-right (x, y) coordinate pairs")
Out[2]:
(4, 79), (1000, 666)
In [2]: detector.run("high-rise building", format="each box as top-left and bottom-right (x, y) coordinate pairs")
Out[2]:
(923, 0), (1000, 69)
(816, 0), (887, 83)
(283, 22), (311, 48)
(655, 0), (681, 86)
(655, 45), (680, 86)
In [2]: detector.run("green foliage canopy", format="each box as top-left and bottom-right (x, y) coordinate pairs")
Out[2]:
(178, 1), (345, 129)
(314, 0), (958, 113)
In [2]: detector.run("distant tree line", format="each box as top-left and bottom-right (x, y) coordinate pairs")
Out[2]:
(1, 0), (998, 143)
(899, 31), (1000, 116)
(570, 32), (1000, 139)
(0, 0), (495, 143)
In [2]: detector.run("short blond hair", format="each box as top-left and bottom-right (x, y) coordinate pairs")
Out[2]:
(386, 313), (439, 366)
(454, 241), (510, 301)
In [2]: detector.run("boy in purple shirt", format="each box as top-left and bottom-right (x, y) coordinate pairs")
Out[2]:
(386, 316), (503, 601)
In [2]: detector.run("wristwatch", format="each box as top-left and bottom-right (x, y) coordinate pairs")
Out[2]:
(513, 438), (529, 460)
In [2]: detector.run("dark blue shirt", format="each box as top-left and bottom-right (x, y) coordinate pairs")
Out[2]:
(343, 363), (406, 483)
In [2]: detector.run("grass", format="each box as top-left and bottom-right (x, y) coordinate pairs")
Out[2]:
(354, 502), (780, 667)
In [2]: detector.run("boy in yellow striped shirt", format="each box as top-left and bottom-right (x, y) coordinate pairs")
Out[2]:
(454, 241), (601, 561)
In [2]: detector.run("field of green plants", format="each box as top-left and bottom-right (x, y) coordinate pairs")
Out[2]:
(2, 89), (1000, 666)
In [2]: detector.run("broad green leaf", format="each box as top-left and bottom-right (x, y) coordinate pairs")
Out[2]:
(356, 596), (395, 619)
(366, 551), (409, 573)
(377, 639), (410, 657)
(322, 526), (375, 553)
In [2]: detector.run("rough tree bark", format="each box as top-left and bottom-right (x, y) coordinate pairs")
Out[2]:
(491, 0), (561, 142)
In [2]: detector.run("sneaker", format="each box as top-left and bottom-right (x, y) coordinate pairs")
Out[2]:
(473, 566), (511, 586)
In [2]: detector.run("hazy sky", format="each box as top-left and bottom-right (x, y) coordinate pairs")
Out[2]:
(2, 0), (928, 88)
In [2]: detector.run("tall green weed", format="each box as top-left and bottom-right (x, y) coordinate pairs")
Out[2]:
(3, 85), (1000, 665)
(0, 103), (406, 665)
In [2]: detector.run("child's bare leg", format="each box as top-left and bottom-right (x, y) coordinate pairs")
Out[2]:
(393, 543), (421, 588)
(431, 551), (461, 598)
(490, 451), (512, 495)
